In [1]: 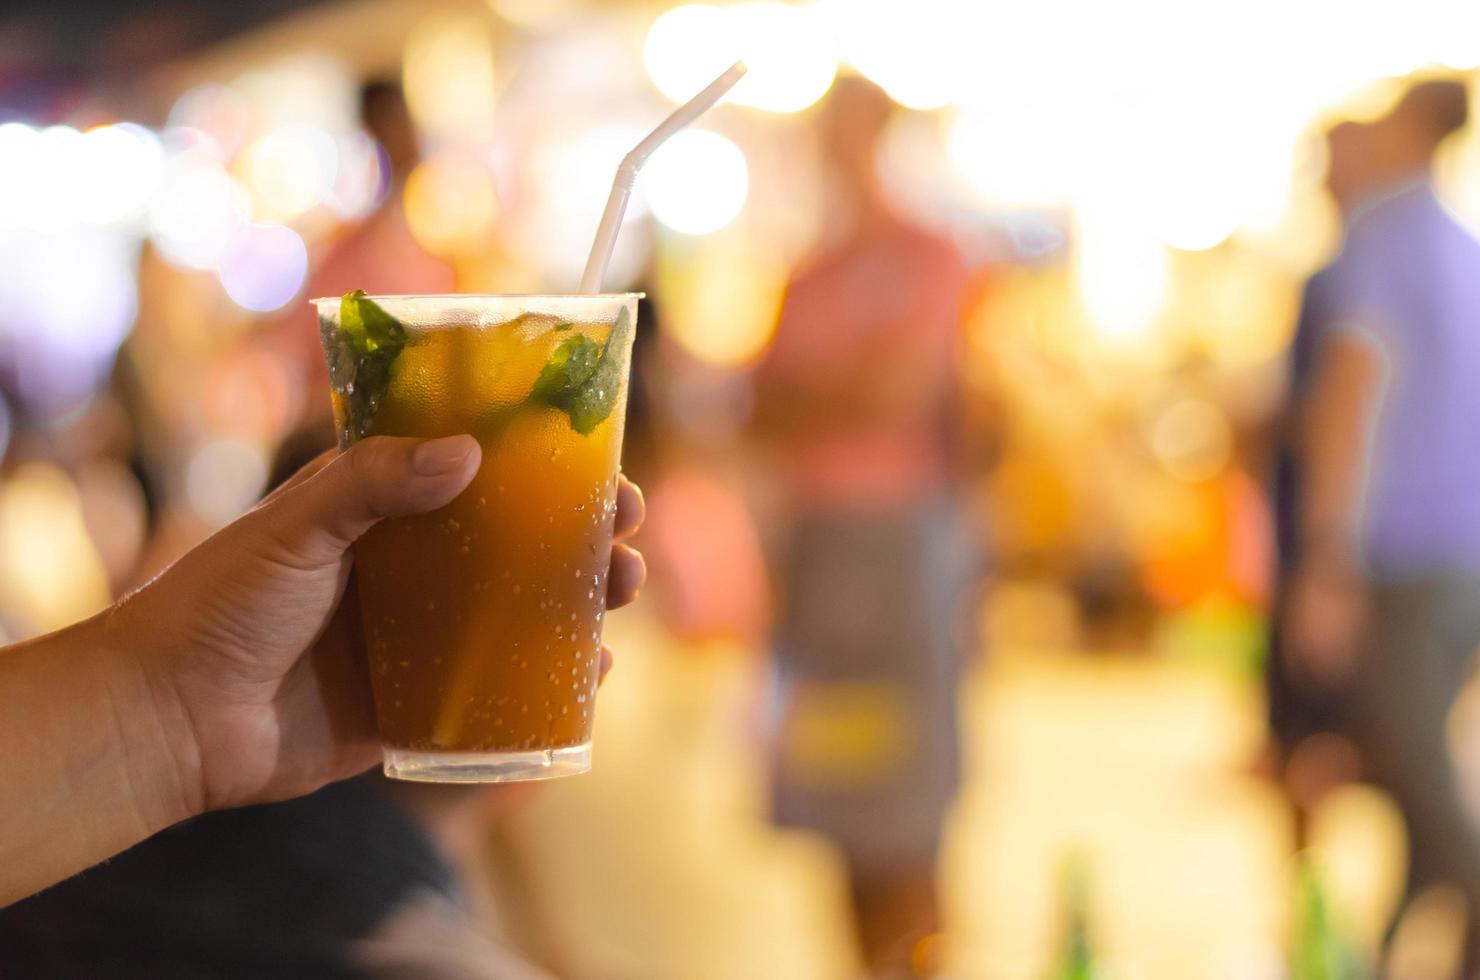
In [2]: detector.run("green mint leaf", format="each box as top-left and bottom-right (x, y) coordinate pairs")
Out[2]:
(341, 289), (405, 353)
(530, 335), (602, 402)
(553, 321), (574, 331)
(323, 290), (407, 445)
(548, 305), (632, 435)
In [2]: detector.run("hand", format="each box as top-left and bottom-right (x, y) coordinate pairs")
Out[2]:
(108, 434), (646, 816)
(1282, 553), (1369, 691)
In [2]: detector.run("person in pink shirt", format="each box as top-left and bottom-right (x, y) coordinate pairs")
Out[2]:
(751, 76), (974, 978)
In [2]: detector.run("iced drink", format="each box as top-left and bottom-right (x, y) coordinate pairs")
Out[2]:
(314, 292), (639, 782)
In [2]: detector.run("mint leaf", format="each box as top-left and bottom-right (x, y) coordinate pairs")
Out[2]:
(539, 305), (632, 435)
(323, 290), (407, 445)
(341, 288), (405, 353)
(530, 335), (602, 402)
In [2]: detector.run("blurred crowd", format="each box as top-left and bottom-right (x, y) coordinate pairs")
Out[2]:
(5, 0), (1480, 977)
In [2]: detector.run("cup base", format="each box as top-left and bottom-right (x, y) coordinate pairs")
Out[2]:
(381, 742), (591, 783)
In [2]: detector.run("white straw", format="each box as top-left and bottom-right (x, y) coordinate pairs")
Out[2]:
(579, 61), (747, 294)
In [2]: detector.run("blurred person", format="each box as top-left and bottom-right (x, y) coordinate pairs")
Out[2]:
(0, 432), (647, 978)
(308, 78), (455, 300)
(749, 75), (974, 978)
(1267, 120), (1384, 821)
(1279, 79), (1480, 965)
(264, 77), (455, 445)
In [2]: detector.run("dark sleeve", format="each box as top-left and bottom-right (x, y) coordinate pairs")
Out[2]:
(0, 777), (457, 980)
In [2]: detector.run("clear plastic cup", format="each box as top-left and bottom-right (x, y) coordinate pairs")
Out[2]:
(314, 293), (640, 782)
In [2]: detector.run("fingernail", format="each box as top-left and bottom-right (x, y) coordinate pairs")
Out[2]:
(412, 435), (476, 476)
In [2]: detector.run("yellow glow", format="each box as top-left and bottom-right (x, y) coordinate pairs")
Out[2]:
(656, 230), (786, 367)
(643, 3), (837, 114)
(1147, 397), (1233, 483)
(237, 123), (338, 221)
(487, 0), (583, 31)
(948, 103), (1078, 209)
(827, 0), (966, 110)
(1433, 0), (1480, 69)
(0, 464), (111, 632)
(404, 13), (498, 142)
(404, 151), (498, 258)
(1075, 214), (1169, 346)
(642, 130), (749, 236)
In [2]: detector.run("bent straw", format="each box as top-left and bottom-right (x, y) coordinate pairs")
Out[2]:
(579, 61), (747, 294)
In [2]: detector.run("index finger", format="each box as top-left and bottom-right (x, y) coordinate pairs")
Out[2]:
(614, 475), (645, 541)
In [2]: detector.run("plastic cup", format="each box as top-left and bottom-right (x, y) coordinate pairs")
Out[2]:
(313, 293), (640, 782)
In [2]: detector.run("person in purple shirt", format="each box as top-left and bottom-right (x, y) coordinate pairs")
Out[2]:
(1282, 78), (1480, 964)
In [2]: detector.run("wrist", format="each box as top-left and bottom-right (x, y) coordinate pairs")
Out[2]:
(89, 604), (207, 829)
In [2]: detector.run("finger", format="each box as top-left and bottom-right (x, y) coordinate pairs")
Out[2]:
(262, 435), (481, 567)
(614, 476), (645, 541)
(260, 449), (337, 505)
(598, 645), (613, 685)
(606, 542), (646, 609)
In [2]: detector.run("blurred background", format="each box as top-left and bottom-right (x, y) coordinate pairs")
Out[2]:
(3, 0), (1480, 977)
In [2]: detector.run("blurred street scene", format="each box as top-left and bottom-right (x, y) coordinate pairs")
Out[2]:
(3, 0), (1480, 977)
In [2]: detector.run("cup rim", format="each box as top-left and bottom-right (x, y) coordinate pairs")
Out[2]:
(310, 292), (644, 305)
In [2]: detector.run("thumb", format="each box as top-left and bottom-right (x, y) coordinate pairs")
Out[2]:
(260, 434), (481, 567)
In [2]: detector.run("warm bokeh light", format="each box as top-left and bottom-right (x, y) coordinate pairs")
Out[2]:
(656, 231), (787, 366)
(80, 124), (165, 226)
(167, 83), (255, 160)
(148, 147), (249, 270)
(404, 151), (499, 257)
(642, 129), (749, 236)
(216, 222), (309, 313)
(1147, 397), (1233, 484)
(643, 2), (837, 113)
(404, 12), (499, 142)
(186, 439), (268, 527)
(1075, 216), (1170, 346)
(237, 123), (339, 221)
(0, 464), (111, 632)
(326, 130), (387, 220)
(948, 103), (1078, 209)
(826, 0), (964, 110)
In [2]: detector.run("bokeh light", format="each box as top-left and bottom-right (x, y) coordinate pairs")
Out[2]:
(186, 439), (268, 527)
(948, 103), (1079, 210)
(404, 12), (499, 142)
(167, 84), (256, 160)
(80, 124), (165, 226)
(524, 122), (650, 286)
(657, 231), (787, 366)
(0, 464), (111, 632)
(327, 131), (387, 220)
(642, 130), (749, 236)
(148, 148), (249, 270)
(643, 2), (837, 113)
(1147, 397), (1234, 483)
(827, 0), (964, 110)
(403, 151), (499, 258)
(1075, 214), (1170, 346)
(216, 222), (309, 313)
(237, 123), (339, 221)
(0, 123), (43, 231)
(0, 228), (139, 410)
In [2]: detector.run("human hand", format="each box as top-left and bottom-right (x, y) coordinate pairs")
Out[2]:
(1282, 553), (1369, 691)
(108, 434), (645, 816)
